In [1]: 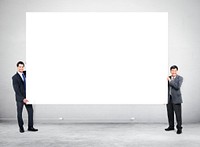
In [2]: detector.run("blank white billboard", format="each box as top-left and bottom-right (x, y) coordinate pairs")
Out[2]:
(26, 12), (168, 104)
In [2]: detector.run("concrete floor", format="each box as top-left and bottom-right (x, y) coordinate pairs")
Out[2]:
(0, 121), (200, 147)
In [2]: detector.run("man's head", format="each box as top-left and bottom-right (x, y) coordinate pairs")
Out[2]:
(170, 65), (178, 77)
(17, 61), (25, 73)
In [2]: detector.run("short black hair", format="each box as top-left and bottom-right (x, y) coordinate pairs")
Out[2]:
(17, 61), (25, 67)
(170, 65), (178, 71)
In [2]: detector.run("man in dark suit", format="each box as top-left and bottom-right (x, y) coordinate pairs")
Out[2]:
(12, 61), (38, 133)
(165, 65), (183, 134)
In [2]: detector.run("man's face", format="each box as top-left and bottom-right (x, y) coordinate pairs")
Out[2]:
(17, 64), (24, 73)
(170, 68), (178, 77)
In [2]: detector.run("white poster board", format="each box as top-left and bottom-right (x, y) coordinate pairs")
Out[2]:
(26, 12), (168, 104)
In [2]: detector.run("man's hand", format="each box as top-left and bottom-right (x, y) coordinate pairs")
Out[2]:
(23, 98), (29, 104)
(167, 77), (171, 81)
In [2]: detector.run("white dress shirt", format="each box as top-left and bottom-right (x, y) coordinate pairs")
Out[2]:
(18, 71), (25, 81)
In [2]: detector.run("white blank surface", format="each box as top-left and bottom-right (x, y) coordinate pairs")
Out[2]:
(26, 12), (168, 104)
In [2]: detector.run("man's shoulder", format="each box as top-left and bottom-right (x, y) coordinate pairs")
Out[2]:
(177, 75), (183, 80)
(12, 73), (19, 79)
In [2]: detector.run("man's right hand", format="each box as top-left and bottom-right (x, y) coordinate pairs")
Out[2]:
(23, 98), (29, 104)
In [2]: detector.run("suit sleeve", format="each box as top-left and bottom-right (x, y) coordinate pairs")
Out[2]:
(169, 76), (183, 90)
(12, 76), (25, 102)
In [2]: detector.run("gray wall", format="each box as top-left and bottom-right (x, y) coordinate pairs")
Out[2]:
(0, 0), (200, 123)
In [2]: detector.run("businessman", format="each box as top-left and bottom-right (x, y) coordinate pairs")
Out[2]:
(12, 61), (38, 133)
(165, 65), (183, 134)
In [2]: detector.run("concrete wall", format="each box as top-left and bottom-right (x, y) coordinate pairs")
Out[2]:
(0, 0), (200, 123)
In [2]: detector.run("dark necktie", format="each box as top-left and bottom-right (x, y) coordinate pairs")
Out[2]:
(22, 73), (26, 91)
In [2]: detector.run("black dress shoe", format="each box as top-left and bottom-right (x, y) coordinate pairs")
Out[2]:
(19, 127), (25, 133)
(165, 127), (175, 131)
(177, 129), (182, 134)
(28, 127), (38, 132)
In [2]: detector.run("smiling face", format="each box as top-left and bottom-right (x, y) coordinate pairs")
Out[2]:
(17, 64), (24, 73)
(170, 68), (178, 77)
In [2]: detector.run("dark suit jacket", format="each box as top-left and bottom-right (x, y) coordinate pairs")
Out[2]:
(12, 71), (26, 102)
(168, 75), (183, 104)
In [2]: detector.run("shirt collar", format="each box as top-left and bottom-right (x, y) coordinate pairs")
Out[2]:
(171, 76), (176, 79)
(17, 71), (23, 76)
(17, 71), (24, 80)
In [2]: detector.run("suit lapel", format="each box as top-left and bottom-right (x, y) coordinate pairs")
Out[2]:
(16, 72), (24, 85)
(174, 75), (179, 82)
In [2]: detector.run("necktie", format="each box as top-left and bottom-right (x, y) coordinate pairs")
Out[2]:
(22, 73), (26, 91)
